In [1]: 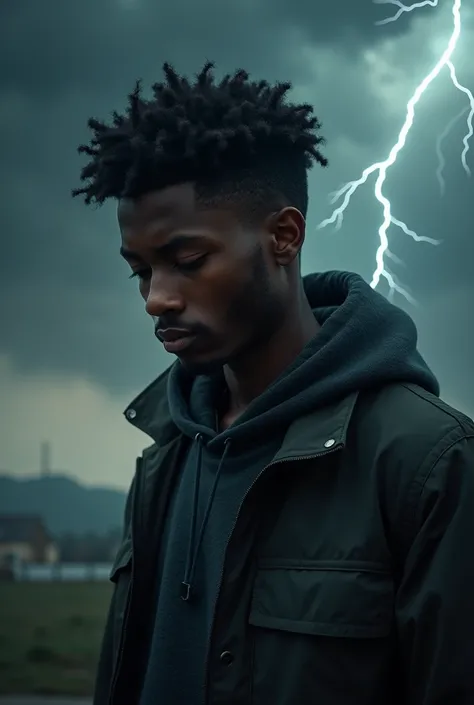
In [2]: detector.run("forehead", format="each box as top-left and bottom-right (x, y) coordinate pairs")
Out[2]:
(117, 182), (198, 232)
(117, 183), (261, 257)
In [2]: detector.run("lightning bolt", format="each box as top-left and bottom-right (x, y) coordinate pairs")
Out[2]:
(374, 0), (438, 25)
(317, 0), (474, 303)
(446, 61), (474, 176)
(436, 105), (469, 195)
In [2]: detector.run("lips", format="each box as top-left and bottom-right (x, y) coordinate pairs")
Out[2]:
(156, 328), (196, 354)
(156, 328), (192, 343)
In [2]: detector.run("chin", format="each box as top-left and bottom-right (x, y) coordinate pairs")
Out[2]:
(177, 349), (230, 376)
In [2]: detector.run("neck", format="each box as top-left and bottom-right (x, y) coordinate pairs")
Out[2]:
(222, 294), (319, 423)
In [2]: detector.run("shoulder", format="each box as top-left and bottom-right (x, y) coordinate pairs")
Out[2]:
(354, 382), (473, 457)
(352, 383), (474, 541)
(351, 382), (474, 504)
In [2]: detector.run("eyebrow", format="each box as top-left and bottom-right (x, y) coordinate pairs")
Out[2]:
(120, 234), (208, 261)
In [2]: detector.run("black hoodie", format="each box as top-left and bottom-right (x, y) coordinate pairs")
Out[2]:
(138, 270), (438, 705)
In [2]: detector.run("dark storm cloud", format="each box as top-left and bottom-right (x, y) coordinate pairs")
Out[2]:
(0, 0), (473, 411)
(0, 0), (415, 99)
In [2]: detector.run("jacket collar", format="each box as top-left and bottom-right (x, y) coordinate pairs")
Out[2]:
(273, 390), (358, 461)
(123, 366), (178, 446)
(123, 364), (359, 457)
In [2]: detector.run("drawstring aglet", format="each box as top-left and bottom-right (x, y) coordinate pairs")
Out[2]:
(180, 581), (192, 601)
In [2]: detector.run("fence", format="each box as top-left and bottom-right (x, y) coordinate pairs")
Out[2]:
(11, 560), (113, 581)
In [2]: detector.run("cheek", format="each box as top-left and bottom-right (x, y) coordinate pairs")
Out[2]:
(225, 280), (259, 326)
(187, 272), (246, 329)
(185, 245), (271, 333)
(225, 266), (282, 337)
(221, 273), (268, 331)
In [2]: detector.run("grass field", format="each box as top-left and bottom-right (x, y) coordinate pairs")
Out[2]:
(0, 582), (112, 696)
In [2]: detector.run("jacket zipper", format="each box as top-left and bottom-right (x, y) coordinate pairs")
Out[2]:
(203, 442), (343, 703)
(108, 456), (144, 705)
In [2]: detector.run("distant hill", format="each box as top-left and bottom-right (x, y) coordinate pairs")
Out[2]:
(0, 474), (127, 536)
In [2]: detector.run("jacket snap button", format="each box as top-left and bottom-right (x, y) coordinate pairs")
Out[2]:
(220, 650), (234, 666)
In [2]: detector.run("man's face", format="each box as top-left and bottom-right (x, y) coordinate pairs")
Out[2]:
(118, 183), (290, 374)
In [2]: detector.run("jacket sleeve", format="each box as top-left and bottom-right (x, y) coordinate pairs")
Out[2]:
(396, 427), (474, 704)
(92, 473), (136, 705)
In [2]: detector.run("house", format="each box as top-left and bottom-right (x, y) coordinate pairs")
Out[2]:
(0, 514), (59, 565)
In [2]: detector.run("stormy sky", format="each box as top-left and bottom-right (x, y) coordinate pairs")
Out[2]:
(1, 0), (473, 488)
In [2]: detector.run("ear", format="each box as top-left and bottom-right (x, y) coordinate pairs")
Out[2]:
(266, 207), (306, 266)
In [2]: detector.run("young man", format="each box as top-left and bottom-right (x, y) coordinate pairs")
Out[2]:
(74, 63), (474, 705)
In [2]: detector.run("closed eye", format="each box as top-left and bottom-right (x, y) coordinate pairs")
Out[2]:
(174, 254), (209, 272)
(128, 254), (209, 280)
(129, 269), (150, 280)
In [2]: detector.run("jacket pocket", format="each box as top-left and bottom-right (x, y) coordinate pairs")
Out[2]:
(248, 561), (394, 705)
(249, 559), (393, 638)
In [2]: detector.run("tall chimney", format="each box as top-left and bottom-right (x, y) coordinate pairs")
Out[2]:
(40, 441), (51, 477)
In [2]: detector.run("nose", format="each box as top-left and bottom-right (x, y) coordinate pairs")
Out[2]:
(144, 274), (185, 317)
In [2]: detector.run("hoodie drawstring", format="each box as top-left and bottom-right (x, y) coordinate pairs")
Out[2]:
(181, 436), (231, 602)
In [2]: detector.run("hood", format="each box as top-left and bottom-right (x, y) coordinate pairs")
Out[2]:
(150, 270), (440, 603)
(168, 270), (439, 450)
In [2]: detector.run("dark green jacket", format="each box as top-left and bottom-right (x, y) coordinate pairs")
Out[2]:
(94, 371), (474, 705)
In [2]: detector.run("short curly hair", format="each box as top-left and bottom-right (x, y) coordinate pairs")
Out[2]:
(72, 62), (328, 218)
